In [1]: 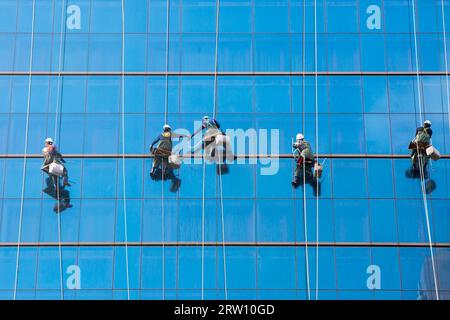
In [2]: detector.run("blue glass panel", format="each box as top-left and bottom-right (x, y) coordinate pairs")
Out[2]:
(0, 248), (16, 289)
(363, 76), (388, 113)
(334, 200), (370, 242)
(417, 0), (439, 33)
(84, 114), (119, 154)
(220, 0), (252, 33)
(78, 247), (114, 289)
(366, 159), (394, 198)
(332, 159), (368, 198)
(79, 200), (116, 242)
(0, 34), (15, 71)
(90, 0), (121, 33)
(364, 114), (391, 154)
(432, 200), (450, 243)
(258, 247), (296, 289)
(16, 0), (32, 32)
(86, 77), (120, 113)
(326, 0), (358, 32)
(115, 199), (142, 242)
(327, 35), (360, 72)
(399, 247), (428, 291)
(257, 200), (294, 242)
(422, 76), (444, 113)
(82, 159), (118, 198)
(329, 76), (362, 113)
(255, 77), (290, 113)
(254, 34), (290, 72)
(89, 34), (122, 72)
(384, 0), (412, 33)
(218, 34), (252, 72)
(419, 35), (443, 72)
(254, 0), (288, 33)
(361, 34), (386, 71)
(125, 35), (147, 72)
(124, 77), (145, 113)
(386, 34), (413, 72)
(36, 247), (61, 289)
(370, 200), (397, 242)
(226, 247), (256, 290)
(330, 114), (365, 154)
(397, 199), (433, 243)
(124, 0), (148, 32)
(35, 0), (53, 33)
(217, 77), (253, 113)
(371, 247), (402, 290)
(182, 0), (215, 32)
(16, 247), (37, 290)
(113, 247), (141, 289)
(0, 0), (17, 32)
(64, 34), (89, 72)
(335, 247), (371, 290)
(181, 34), (215, 72)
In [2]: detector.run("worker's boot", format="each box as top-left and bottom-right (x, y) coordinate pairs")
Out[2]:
(291, 177), (300, 189)
(63, 178), (71, 187)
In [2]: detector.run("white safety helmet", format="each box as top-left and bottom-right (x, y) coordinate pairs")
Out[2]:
(424, 120), (432, 127)
(44, 137), (54, 144)
(296, 133), (304, 141)
(163, 124), (171, 131)
(202, 115), (210, 124)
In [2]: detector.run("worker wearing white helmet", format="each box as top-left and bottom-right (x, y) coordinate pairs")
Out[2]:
(292, 133), (317, 191)
(150, 124), (189, 183)
(190, 115), (235, 168)
(41, 137), (71, 188)
(410, 120), (434, 175)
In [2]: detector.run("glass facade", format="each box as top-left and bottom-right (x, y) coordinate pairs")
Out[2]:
(0, 0), (449, 300)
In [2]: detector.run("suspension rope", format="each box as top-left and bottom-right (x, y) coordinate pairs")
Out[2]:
(120, 0), (131, 300)
(302, 155), (311, 300)
(161, 0), (171, 300)
(313, 0), (319, 301)
(201, 155), (206, 300)
(299, 0), (311, 301)
(164, 0), (170, 124)
(212, 0), (220, 119)
(218, 157), (228, 299)
(13, 0), (36, 300)
(411, 0), (439, 300)
(53, 0), (67, 301)
(440, 0), (450, 137)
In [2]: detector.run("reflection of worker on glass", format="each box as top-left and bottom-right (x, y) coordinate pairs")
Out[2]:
(190, 116), (235, 174)
(41, 138), (72, 211)
(150, 124), (187, 192)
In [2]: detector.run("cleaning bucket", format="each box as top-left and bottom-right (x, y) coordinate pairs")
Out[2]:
(49, 162), (64, 177)
(426, 146), (441, 161)
(314, 163), (323, 179)
(168, 154), (182, 169)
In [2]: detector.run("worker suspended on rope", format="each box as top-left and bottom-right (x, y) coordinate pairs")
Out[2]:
(41, 137), (72, 210)
(191, 116), (236, 174)
(41, 138), (70, 186)
(291, 133), (322, 195)
(150, 124), (188, 190)
(408, 120), (441, 179)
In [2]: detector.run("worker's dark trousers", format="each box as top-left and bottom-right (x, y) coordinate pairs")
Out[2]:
(152, 156), (168, 173)
(294, 164), (314, 181)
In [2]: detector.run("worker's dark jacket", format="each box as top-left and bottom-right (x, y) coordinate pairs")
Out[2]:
(151, 131), (173, 156)
(293, 140), (314, 163)
(415, 126), (432, 146)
